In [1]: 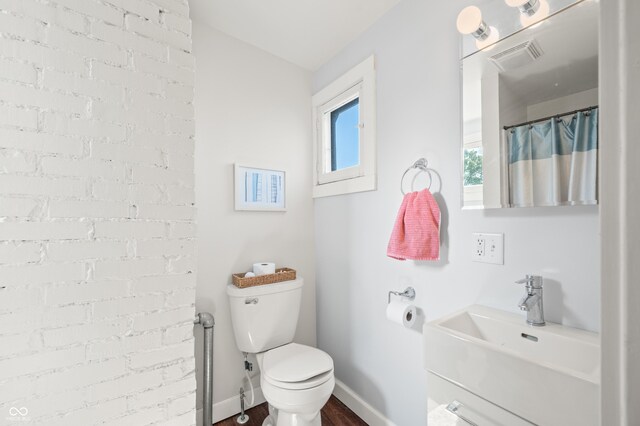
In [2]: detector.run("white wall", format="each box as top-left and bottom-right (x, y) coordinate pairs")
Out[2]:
(0, 0), (197, 424)
(527, 88), (599, 120)
(192, 23), (316, 421)
(312, 0), (600, 425)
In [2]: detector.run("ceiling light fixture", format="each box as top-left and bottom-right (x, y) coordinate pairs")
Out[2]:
(456, 6), (500, 51)
(506, 0), (550, 27)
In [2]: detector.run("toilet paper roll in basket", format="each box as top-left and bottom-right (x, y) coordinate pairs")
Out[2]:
(253, 262), (276, 276)
(386, 300), (417, 328)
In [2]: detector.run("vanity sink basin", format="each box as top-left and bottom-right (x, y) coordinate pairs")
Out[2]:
(424, 305), (600, 426)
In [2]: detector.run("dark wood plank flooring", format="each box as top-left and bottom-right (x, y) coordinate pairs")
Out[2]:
(214, 395), (367, 426)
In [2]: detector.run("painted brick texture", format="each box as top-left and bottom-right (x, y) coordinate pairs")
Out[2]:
(0, 0), (196, 424)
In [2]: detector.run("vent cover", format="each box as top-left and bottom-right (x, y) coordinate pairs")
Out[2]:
(489, 40), (543, 72)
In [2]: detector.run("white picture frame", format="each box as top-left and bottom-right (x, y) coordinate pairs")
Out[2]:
(234, 164), (286, 211)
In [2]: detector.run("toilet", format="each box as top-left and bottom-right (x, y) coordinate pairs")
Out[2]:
(227, 278), (335, 426)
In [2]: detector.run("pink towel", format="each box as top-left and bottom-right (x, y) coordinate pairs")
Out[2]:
(387, 189), (441, 261)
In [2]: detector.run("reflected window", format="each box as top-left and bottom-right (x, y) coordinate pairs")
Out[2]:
(464, 146), (483, 186)
(463, 136), (483, 207)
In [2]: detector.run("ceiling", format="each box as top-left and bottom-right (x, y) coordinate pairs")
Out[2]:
(188, 0), (401, 71)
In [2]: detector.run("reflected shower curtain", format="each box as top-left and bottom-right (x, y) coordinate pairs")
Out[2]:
(507, 108), (598, 207)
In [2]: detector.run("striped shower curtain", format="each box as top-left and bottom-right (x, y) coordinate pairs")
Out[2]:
(507, 108), (598, 207)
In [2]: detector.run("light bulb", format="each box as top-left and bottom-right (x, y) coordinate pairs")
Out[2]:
(457, 6), (499, 50)
(457, 6), (484, 35)
(520, 0), (549, 27)
(476, 26), (500, 51)
(505, 0), (540, 15)
(506, 0), (550, 27)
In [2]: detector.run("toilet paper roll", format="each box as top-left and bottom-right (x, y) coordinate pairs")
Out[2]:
(386, 300), (417, 328)
(253, 262), (276, 276)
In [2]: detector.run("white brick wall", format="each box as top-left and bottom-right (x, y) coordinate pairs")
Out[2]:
(0, 0), (197, 424)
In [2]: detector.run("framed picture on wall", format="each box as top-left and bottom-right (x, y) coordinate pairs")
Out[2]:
(234, 164), (286, 211)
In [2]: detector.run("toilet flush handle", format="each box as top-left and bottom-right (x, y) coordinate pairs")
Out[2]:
(245, 298), (259, 305)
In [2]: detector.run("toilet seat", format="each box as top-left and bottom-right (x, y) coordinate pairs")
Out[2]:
(264, 369), (333, 390)
(261, 343), (334, 390)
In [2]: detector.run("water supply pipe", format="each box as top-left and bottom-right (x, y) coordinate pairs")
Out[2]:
(194, 312), (215, 426)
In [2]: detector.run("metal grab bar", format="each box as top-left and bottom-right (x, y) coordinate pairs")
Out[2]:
(194, 312), (215, 426)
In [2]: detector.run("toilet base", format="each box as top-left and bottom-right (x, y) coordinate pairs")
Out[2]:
(261, 404), (321, 426)
(259, 362), (334, 426)
(261, 404), (277, 426)
(276, 411), (321, 426)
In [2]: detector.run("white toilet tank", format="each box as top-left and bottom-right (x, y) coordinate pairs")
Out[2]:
(227, 278), (303, 353)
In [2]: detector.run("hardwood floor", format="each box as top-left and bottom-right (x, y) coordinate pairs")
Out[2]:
(213, 395), (367, 426)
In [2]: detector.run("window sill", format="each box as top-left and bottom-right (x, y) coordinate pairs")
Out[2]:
(312, 174), (376, 198)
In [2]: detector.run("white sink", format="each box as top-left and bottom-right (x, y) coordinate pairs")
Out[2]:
(424, 305), (600, 426)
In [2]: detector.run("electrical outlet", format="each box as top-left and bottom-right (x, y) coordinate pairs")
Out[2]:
(472, 233), (504, 264)
(474, 234), (485, 258)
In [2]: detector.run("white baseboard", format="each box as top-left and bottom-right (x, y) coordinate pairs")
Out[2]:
(200, 379), (392, 425)
(332, 379), (397, 426)
(196, 386), (266, 424)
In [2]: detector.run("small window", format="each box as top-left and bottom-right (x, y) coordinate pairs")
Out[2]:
(312, 56), (376, 197)
(330, 98), (359, 171)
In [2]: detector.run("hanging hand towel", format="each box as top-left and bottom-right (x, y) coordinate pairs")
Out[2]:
(387, 189), (441, 261)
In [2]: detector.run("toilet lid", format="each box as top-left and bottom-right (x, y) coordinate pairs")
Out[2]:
(262, 343), (333, 384)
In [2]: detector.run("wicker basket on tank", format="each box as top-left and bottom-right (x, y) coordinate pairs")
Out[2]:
(232, 268), (297, 288)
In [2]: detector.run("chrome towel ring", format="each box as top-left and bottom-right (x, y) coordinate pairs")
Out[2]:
(400, 158), (433, 195)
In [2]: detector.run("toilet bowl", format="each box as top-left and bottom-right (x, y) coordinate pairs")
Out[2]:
(226, 279), (335, 426)
(257, 343), (334, 426)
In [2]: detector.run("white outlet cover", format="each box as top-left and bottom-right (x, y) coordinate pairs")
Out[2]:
(472, 233), (504, 265)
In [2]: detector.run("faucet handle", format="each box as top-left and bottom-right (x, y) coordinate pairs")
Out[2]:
(515, 275), (543, 288)
(515, 276), (531, 285)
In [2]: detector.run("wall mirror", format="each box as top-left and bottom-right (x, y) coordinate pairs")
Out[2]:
(461, 0), (599, 209)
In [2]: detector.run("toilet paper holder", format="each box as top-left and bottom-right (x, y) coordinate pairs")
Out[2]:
(388, 287), (416, 304)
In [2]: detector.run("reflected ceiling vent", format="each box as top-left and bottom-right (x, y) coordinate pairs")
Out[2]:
(489, 40), (543, 72)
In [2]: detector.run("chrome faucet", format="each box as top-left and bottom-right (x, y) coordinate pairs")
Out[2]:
(515, 275), (545, 326)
